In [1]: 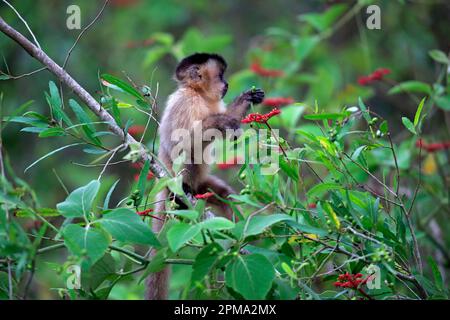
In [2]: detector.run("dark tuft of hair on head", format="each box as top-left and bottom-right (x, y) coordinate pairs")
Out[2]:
(175, 53), (227, 81)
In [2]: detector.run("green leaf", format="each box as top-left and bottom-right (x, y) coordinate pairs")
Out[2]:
(167, 175), (184, 195)
(307, 183), (342, 198)
(57, 180), (100, 218)
(225, 254), (275, 300)
(96, 208), (160, 247)
(414, 97), (426, 127)
(298, 4), (348, 32)
(243, 214), (293, 238)
(165, 210), (199, 221)
(137, 160), (150, 206)
(166, 222), (201, 252)
(191, 243), (224, 284)
(427, 256), (443, 291)
(81, 253), (116, 291)
(435, 95), (450, 111)
(401, 117), (416, 135)
(358, 97), (371, 123)
(23, 143), (84, 173)
(428, 50), (449, 64)
(143, 46), (170, 68)
(103, 179), (120, 210)
(63, 224), (110, 268)
(303, 112), (349, 120)
(388, 81), (432, 95)
(200, 217), (235, 231)
(46, 81), (74, 128)
(101, 74), (143, 100)
(286, 220), (328, 236)
(38, 127), (66, 138)
(68, 99), (102, 145)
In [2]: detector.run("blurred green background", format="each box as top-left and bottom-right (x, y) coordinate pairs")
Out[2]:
(0, 0), (449, 299)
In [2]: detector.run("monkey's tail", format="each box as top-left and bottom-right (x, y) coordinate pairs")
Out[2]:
(145, 188), (170, 300)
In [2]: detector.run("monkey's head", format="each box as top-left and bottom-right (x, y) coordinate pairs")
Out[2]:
(175, 53), (228, 101)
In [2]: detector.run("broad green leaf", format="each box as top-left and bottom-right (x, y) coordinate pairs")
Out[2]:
(244, 214), (293, 238)
(191, 243), (224, 284)
(165, 210), (199, 220)
(81, 253), (116, 291)
(140, 248), (168, 282)
(401, 117), (416, 135)
(388, 81), (432, 95)
(57, 180), (100, 218)
(428, 50), (449, 64)
(292, 36), (319, 63)
(167, 175), (184, 195)
(63, 224), (110, 267)
(307, 183), (342, 198)
(143, 46), (170, 68)
(166, 222), (201, 252)
(298, 4), (348, 32)
(101, 74), (143, 100)
(435, 95), (450, 111)
(279, 157), (299, 182)
(200, 217), (235, 231)
(96, 208), (160, 247)
(225, 254), (275, 300)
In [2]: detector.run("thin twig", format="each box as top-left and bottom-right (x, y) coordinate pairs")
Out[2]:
(0, 67), (47, 80)
(2, 0), (41, 49)
(62, 0), (110, 69)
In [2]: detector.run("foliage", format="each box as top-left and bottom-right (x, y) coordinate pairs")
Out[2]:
(1, 0), (449, 300)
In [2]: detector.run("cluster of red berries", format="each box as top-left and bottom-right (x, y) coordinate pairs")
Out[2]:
(128, 125), (146, 137)
(241, 108), (281, 124)
(131, 162), (155, 182)
(262, 97), (294, 107)
(416, 139), (450, 153)
(357, 68), (391, 86)
(194, 192), (215, 199)
(250, 60), (284, 78)
(334, 273), (367, 288)
(136, 209), (154, 217)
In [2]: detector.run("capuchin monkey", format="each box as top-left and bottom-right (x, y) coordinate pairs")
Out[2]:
(145, 53), (264, 300)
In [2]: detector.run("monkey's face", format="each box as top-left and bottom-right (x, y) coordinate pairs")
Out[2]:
(204, 60), (228, 100)
(176, 55), (228, 102)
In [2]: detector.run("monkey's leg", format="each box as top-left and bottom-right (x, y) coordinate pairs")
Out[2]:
(197, 175), (237, 220)
(145, 188), (170, 300)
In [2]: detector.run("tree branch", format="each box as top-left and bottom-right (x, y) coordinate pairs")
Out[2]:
(0, 16), (165, 178)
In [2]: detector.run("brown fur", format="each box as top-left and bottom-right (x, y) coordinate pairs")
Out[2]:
(145, 53), (264, 300)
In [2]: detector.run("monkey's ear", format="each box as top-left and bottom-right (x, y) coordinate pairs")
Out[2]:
(176, 64), (201, 82)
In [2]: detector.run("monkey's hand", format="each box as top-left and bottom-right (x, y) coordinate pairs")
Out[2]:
(242, 87), (265, 104)
(226, 88), (265, 120)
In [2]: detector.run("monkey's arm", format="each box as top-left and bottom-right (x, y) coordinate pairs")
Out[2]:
(225, 88), (265, 120)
